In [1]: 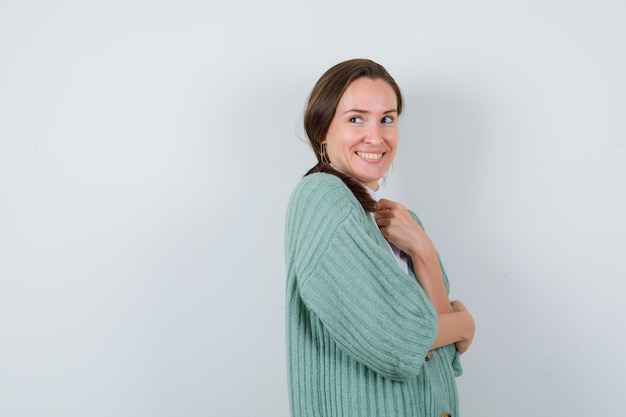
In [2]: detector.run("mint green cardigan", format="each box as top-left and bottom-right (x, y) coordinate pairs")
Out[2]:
(285, 173), (462, 417)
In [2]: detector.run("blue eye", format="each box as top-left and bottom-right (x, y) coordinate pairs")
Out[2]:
(382, 116), (393, 124)
(350, 116), (363, 123)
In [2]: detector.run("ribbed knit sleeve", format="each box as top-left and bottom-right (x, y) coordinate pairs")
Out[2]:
(286, 173), (438, 381)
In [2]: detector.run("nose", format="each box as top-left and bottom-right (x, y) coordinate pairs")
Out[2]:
(364, 124), (383, 144)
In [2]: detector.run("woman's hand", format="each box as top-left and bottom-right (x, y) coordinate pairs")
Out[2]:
(451, 300), (475, 354)
(374, 198), (436, 262)
(431, 301), (476, 353)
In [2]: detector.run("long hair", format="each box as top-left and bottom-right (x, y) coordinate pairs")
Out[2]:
(303, 59), (403, 212)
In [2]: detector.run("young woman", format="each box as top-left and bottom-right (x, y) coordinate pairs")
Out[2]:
(285, 59), (475, 417)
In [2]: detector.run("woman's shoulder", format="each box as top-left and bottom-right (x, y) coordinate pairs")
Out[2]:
(290, 172), (354, 202)
(287, 173), (362, 220)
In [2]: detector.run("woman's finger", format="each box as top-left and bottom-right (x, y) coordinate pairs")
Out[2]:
(451, 300), (467, 312)
(376, 198), (402, 211)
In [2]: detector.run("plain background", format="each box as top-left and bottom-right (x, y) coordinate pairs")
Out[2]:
(1, 1), (625, 416)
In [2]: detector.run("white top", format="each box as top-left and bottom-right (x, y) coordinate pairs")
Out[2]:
(366, 185), (409, 274)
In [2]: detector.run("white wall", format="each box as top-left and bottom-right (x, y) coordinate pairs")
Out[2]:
(1, 1), (624, 416)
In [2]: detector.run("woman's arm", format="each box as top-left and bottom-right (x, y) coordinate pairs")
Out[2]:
(431, 304), (475, 353)
(375, 198), (475, 353)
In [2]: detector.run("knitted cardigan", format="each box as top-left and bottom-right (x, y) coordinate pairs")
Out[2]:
(285, 173), (462, 417)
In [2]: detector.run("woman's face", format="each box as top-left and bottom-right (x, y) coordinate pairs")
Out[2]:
(323, 77), (399, 191)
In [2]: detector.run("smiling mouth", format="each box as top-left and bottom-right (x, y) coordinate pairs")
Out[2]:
(356, 151), (384, 161)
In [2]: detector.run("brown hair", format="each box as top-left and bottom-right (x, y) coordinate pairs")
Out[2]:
(303, 59), (403, 212)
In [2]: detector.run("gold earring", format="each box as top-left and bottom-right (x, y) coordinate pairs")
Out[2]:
(320, 143), (329, 164)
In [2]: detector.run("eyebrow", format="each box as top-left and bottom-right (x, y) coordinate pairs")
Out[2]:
(342, 109), (398, 115)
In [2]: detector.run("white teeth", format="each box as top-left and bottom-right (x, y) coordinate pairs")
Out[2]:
(357, 152), (383, 160)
